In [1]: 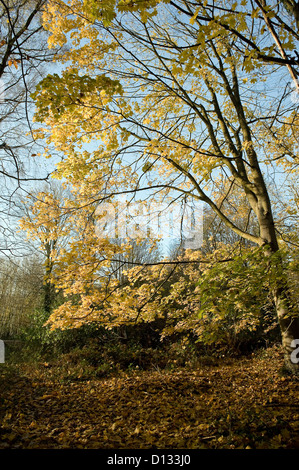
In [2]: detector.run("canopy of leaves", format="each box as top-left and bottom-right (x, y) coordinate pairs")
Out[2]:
(23, 0), (299, 346)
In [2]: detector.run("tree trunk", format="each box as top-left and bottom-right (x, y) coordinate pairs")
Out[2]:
(44, 241), (55, 315)
(257, 203), (299, 374)
(273, 286), (299, 374)
(44, 279), (54, 315)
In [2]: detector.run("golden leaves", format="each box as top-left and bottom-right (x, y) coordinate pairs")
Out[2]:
(1, 345), (299, 449)
(28, 0), (299, 339)
(8, 58), (20, 68)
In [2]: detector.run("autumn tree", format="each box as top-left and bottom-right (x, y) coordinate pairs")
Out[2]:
(31, 0), (299, 372)
(0, 0), (62, 256)
(19, 181), (72, 314)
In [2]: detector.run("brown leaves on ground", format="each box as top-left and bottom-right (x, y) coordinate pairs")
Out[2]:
(0, 345), (299, 449)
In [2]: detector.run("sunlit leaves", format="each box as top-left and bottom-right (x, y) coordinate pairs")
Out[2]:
(27, 0), (299, 349)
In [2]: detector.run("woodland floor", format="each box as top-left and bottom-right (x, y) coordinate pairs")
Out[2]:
(1, 344), (299, 450)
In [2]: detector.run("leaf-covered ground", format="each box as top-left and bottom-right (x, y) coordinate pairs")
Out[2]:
(1, 345), (299, 449)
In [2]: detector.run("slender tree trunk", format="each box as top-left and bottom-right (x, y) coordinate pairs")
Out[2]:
(273, 285), (299, 374)
(257, 202), (299, 374)
(44, 278), (54, 315)
(44, 241), (55, 315)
